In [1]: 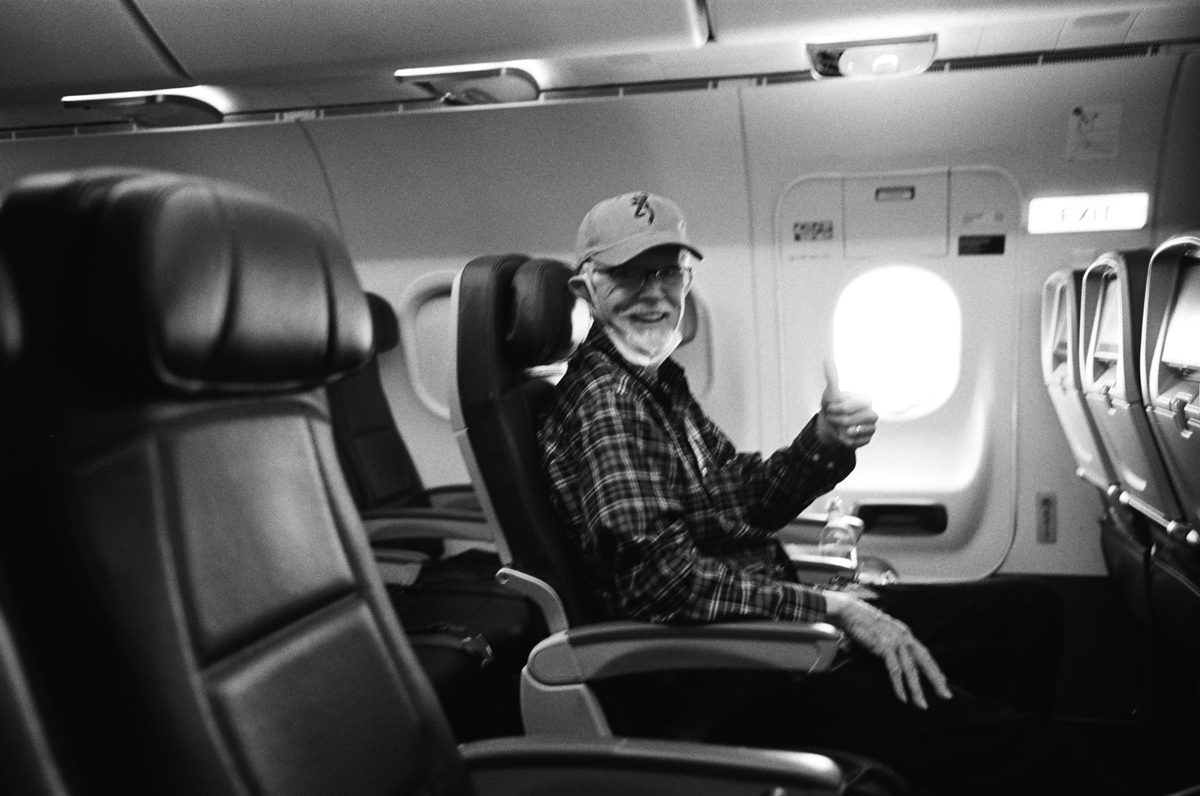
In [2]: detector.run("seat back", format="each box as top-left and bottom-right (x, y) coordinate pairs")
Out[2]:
(1041, 267), (1119, 495)
(0, 257), (71, 796)
(1140, 233), (1200, 660)
(1080, 249), (1187, 529)
(328, 291), (434, 510)
(0, 169), (469, 796)
(450, 254), (604, 632)
(1143, 233), (1200, 538)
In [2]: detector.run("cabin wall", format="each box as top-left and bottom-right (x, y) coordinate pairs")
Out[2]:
(0, 124), (339, 227)
(300, 93), (758, 491)
(742, 55), (1180, 579)
(0, 52), (1195, 580)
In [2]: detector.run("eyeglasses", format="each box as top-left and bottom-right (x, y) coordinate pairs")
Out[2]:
(589, 263), (693, 292)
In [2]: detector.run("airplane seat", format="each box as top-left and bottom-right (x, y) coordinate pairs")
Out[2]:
(451, 254), (609, 628)
(0, 593), (69, 796)
(325, 287), (497, 577)
(1140, 233), (1200, 660)
(1041, 267), (1120, 496)
(450, 253), (908, 796)
(327, 291), (481, 518)
(326, 292), (545, 744)
(0, 257), (71, 796)
(1079, 250), (1188, 533)
(1041, 267), (1151, 623)
(0, 167), (474, 794)
(0, 168), (859, 796)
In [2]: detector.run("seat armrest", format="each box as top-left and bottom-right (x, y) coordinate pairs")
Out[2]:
(496, 567), (570, 635)
(363, 510), (494, 544)
(372, 547), (430, 587)
(419, 484), (481, 511)
(361, 504), (485, 524)
(461, 736), (842, 795)
(788, 553), (857, 586)
(520, 620), (842, 737)
(526, 620), (842, 685)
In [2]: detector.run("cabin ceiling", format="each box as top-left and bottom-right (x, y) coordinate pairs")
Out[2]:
(0, 0), (1198, 130)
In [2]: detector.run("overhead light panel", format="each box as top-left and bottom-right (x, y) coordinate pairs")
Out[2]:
(63, 87), (226, 128)
(807, 35), (937, 79)
(395, 64), (540, 106)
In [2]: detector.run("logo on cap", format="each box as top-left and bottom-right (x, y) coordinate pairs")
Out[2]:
(631, 192), (655, 225)
(574, 190), (704, 267)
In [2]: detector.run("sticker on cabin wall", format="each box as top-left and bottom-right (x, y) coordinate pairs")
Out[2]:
(1066, 103), (1122, 160)
(793, 220), (835, 242)
(960, 210), (1007, 227)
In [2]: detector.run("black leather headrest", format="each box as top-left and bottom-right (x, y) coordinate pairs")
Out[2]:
(505, 258), (584, 369)
(365, 292), (400, 355)
(0, 169), (371, 395)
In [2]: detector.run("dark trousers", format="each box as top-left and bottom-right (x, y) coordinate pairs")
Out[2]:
(601, 578), (1099, 796)
(714, 578), (1099, 796)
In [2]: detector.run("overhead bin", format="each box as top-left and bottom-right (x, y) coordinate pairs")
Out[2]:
(0, 0), (185, 104)
(133, 0), (708, 83)
(707, 1), (1200, 61)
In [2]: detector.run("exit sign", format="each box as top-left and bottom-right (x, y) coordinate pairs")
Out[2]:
(1027, 192), (1149, 234)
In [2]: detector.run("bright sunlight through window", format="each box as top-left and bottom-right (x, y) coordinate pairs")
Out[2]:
(833, 266), (961, 420)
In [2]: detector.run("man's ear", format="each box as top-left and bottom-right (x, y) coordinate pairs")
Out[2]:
(568, 274), (592, 303)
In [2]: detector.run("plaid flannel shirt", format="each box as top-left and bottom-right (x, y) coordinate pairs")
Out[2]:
(538, 332), (856, 625)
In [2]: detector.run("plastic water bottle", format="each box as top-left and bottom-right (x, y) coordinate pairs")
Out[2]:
(817, 497), (863, 565)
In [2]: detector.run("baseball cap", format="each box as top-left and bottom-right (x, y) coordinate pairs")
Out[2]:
(574, 191), (704, 268)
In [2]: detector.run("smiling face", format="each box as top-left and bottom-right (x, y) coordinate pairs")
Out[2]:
(571, 245), (693, 359)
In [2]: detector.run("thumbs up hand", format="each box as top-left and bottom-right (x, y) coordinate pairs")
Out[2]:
(817, 358), (878, 450)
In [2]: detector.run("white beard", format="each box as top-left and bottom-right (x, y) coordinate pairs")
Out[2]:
(604, 321), (682, 373)
(583, 273), (684, 374)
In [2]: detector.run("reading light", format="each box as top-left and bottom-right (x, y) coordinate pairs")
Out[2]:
(807, 34), (937, 79)
(1028, 192), (1149, 234)
(395, 64), (539, 105)
(62, 87), (226, 128)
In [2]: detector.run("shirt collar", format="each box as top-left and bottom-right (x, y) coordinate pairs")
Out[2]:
(584, 329), (687, 391)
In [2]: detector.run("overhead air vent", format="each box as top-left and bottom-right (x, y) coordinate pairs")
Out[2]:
(395, 66), (540, 106)
(931, 43), (1162, 73)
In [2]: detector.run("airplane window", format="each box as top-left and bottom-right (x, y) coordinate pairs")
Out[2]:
(411, 293), (453, 418)
(832, 265), (961, 420)
(388, 271), (459, 420)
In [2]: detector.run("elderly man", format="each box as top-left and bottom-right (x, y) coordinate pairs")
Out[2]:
(537, 191), (1095, 796)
